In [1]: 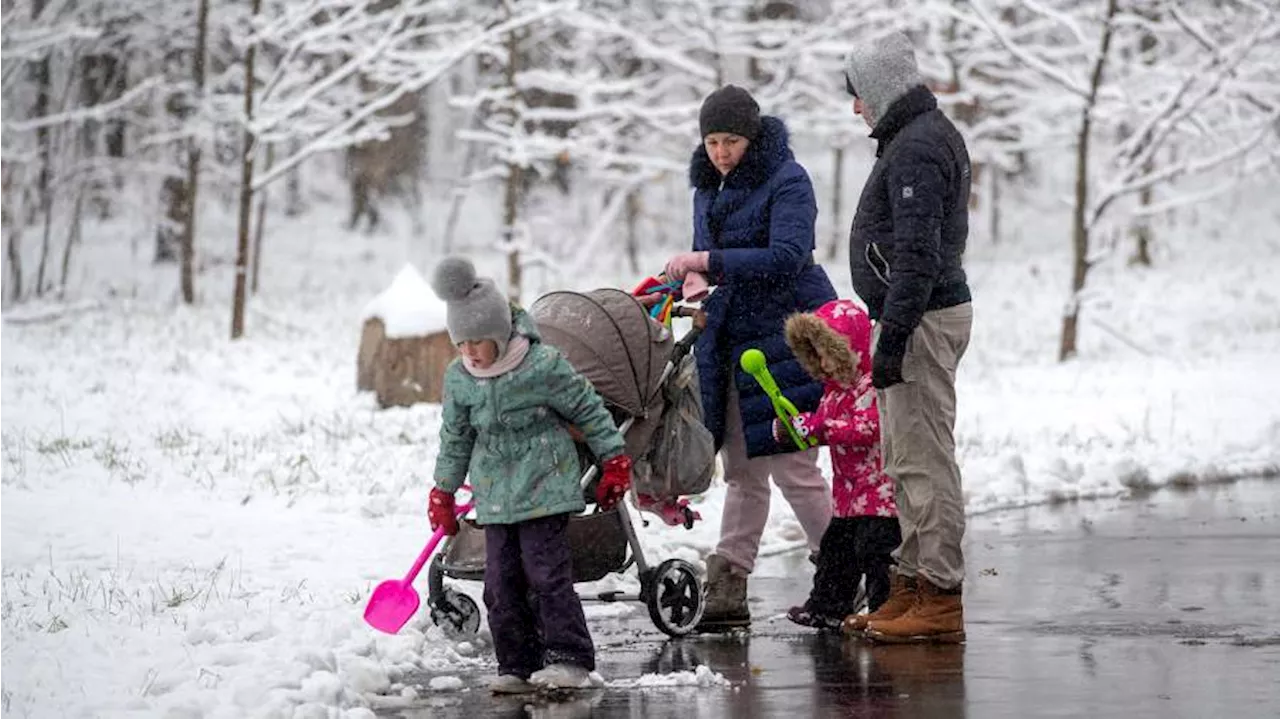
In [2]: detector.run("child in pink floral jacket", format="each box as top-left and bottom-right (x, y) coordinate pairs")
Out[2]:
(774, 299), (902, 630)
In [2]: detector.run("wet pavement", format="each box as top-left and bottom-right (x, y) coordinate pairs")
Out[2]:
(386, 478), (1280, 718)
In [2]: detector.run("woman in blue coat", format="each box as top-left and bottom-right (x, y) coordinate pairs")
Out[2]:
(662, 85), (837, 630)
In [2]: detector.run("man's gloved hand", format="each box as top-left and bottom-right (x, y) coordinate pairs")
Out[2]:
(428, 488), (459, 536)
(596, 455), (633, 511)
(664, 251), (710, 281)
(872, 324), (910, 390)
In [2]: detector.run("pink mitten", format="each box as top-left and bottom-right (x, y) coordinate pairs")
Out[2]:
(682, 271), (710, 302)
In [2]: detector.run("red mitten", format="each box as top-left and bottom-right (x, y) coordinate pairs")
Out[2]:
(596, 455), (633, 510)
(428, 488), (459, 536)
(774, 413), (820, 447)
(791, 414), (819, 442)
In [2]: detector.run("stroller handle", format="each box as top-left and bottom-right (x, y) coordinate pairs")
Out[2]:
(669, 307), (703, 366)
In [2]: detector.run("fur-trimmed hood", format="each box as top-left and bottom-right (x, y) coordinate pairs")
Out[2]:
(689, 116), (794, 191)
(784, 300), (873, 387)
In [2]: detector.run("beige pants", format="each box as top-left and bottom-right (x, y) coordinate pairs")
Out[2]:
(715, 386), (832, 573)
(875, 303), (973, 590)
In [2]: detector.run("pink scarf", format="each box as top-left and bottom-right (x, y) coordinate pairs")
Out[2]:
(463, 334), (531, 378)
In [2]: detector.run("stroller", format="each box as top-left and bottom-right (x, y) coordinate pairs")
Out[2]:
(425, 289), (716, 638)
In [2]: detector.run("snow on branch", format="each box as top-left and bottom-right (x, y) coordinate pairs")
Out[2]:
(252, 0), (569, 192)
(3, 76), (165, 133)
(557, 10), (719, 82)
(1089, 108), (1280, 229)
(1168, 3), (1279, 115)
(965, 0), (1091, 100)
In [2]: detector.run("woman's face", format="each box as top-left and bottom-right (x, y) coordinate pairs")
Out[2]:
(458, 339), (499, 369)
(703, 133), (750, 176)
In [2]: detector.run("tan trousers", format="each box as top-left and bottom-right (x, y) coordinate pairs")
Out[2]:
(875, 303), (972, 590)
(715, 386), (832, 573)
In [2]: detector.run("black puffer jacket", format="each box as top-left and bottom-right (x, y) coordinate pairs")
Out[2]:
(848, 85), (972, 345)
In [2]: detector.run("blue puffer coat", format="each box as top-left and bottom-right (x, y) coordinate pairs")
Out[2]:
(689, 116), (837, 458)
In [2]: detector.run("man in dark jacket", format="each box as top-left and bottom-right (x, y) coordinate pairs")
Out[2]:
(841, 31), (974, 644)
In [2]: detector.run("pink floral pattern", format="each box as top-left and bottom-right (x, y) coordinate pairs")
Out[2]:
(796, 299), (896, 519)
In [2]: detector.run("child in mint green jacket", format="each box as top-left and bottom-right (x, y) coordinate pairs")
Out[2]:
(426, 257), (632, 694)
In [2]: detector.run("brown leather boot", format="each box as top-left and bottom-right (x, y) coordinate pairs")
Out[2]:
(864, 578), (964, 644)
(694, 554), (750, 631)
(842, 573), (916, 636)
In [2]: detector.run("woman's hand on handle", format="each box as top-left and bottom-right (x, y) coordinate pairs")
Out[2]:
(664, 251), (710, 281)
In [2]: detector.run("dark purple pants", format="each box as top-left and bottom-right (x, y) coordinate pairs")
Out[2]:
(483, 513), (595, 677)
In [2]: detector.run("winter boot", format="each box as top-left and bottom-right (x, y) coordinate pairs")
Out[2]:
(489, 674), (536, 694)
(694, 554), (750, 631)
(864, 579), (964, 644)
(529, 663), (593, 690)
(786, 601), (845, 631)
(842, 573), (916, 636)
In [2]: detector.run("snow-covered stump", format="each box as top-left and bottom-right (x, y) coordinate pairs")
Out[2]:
(356, 317), (386, 392)
(361, 265), (453, 407)
(373, 331), (455, 407)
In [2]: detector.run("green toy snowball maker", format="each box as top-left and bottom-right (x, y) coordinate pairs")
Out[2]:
(739, 348), (818, 450)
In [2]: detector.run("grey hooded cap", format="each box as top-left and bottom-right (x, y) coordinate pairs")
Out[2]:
(430, 256), (512, 356)
(845, 31), (922, 128)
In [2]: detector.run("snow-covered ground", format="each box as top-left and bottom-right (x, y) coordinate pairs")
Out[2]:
(3, 180), (1279, 717)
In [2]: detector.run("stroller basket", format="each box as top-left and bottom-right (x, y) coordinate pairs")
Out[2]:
(438, 510), (630, 584)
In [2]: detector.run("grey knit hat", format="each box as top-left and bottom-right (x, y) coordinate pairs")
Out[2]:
(699, 85), (762, 140)
(844, 31), (922, 128)
(430, 256), (512, 356)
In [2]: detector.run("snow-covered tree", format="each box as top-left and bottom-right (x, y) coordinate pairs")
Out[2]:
(961, 0), (1280, 360)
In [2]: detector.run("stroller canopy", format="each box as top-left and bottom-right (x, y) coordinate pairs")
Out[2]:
(529, 289), (672, 418)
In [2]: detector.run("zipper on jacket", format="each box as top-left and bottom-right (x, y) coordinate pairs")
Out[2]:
(866, 242), (892, 286)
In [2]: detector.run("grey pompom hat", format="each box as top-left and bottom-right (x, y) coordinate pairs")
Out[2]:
(844, 31), (922, 127)
(429, 256), (512, 355)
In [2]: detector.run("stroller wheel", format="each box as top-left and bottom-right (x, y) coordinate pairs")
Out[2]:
(429, 588), (481, 640)
(646, 559), (705, 637)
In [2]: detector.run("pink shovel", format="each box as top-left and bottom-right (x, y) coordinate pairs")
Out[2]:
(364, 501), (473, 634)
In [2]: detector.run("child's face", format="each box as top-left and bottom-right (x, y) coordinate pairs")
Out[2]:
(819, 352), (843, 379)
(459, 339), (499, 368)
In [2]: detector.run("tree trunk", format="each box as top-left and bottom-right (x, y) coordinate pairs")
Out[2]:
(285, 139), (304, 217)
(1130, 157), (1154, 267)
(157, 175), (184, 264)
(36, 190), (54, 297)
(625, 187), (641, 276)
(79, 53), (126, 219)
(30, 0), (51, 229)
(1059, 0), (1119, 362)
(442, 114), (482, 253)
(181, 0), (210, 304)
(252, 144), (274, 294)
(231, 0), (262, 340)
(990, 167), (1002, 246)
(5, 222), (21, 303)
(59, 183), (85, 298)
(502, 26), (522, 302)
(1128, 15), (1158, 269)
(503, 161), (522, 301)
(827, 146), (845, 261)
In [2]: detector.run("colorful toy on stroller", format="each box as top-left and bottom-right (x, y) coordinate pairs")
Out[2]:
(425, 288), (718, 638)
